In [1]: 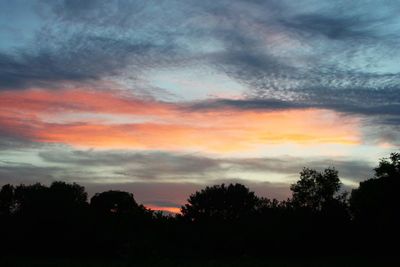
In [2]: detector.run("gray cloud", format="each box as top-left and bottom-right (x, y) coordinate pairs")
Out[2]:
(0, 31), (180, 89)
(0, 0), (399, 139)
(80, 180), (290, 206)
(188, 97), (400, 124)
(1, 0), (399, 208)
(38, 150), (222, 180)
(282, 14), (381, 40)
(1, 0), (400, 115)
(0, 161), (61, 184)
(0, 0), (198, 90)
(37, 149), (375, 183)
(0, 147), (378, 204)
(0, 136), (41, 151)
(203, 1), (400, 121)
(187, 98), (306, 111)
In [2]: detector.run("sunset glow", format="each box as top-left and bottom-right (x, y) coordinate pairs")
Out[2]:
(0, 89), (361, 153)
(145, 205), (181, 214)
(1, 0), (399, 210)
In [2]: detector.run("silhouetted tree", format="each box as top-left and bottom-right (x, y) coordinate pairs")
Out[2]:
(0, 184), (14, 216)
(348, 153), (400, 254)
(374, 152), (400, 179)
(2, 182), (90, 256)
(88, 190), (153, 257)
(350, 153), (400, 226)
(257, 197), (283, 210)
(14, 183), (49, 215)
(49, 181), (88, 209)
(290, 167), (343, 211)
(181, 183), (259, 222)
(287, 168), (350, 254)
(12, 182), (88, 216)
(3, 153), (400, 260)
(90, 190), (141, 215)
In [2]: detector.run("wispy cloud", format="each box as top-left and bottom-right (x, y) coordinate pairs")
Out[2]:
(0, 0), (399, 208)
(0, 88), (361, 152)
(1, 1), (399, 124)
(35, 149), (374, 183)
(0, 148), (375, 204)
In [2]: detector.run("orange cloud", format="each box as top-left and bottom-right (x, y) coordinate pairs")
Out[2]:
(0, 88), (361, 153)
(0, 87), (175, 116)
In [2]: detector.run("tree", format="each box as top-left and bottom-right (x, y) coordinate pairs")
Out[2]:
(14, 183), (49, 215)
(0, 184), (14, 216)
(350, 153), (400, 225)
(90, 190), (141, 215)
(13, 182), (88, 216)
(373, 152), (400, 179)
(290, 167), (342, 211)
(48, 181), (88, 215)
(181, 183), (259, 222)
(349, 152), (400, 254)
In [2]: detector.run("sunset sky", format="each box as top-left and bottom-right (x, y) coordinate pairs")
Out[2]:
(1, 0), (399, 213)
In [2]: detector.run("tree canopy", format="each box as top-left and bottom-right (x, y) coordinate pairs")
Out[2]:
(350, 153), (400, 225)
(290, 167), (342, 211)
(0, 152), (399, 259)
(90, 190), (141, 215)
(181, 183), (259, 222)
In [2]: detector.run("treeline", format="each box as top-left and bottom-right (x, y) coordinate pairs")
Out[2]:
(0, 153), (399, 259)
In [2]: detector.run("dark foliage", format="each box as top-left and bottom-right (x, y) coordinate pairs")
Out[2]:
(91, 190), (141, 215)
(181, 183), (259, 222)
(290, 167), (342, 210)
(350, 153), (400, 253)
(0, 184), (14, 216)
(0, 153), (399, 261)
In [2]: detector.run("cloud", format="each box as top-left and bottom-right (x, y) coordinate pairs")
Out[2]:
(0, 0), (193, 90)
(37, 149), (375, 183)
(200, 0), (400, 120)
(1, 0), (399, 124)
(281, 14), (380, 40)
(38, 150), (222, 180)
(1, 0), (399, 212)
(187, 98), (400, 118)
(0, 147), (376, 206)
(0, 33), (178, 90)
(0, 88), (361, 152)
(0, 161), (61, 184)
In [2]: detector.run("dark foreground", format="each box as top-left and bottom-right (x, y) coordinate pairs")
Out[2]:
(1, 153), (400, 266)
(1, 257), (399, 267)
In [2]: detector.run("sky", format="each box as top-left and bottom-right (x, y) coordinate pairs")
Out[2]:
(0, 0), (399, 213)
